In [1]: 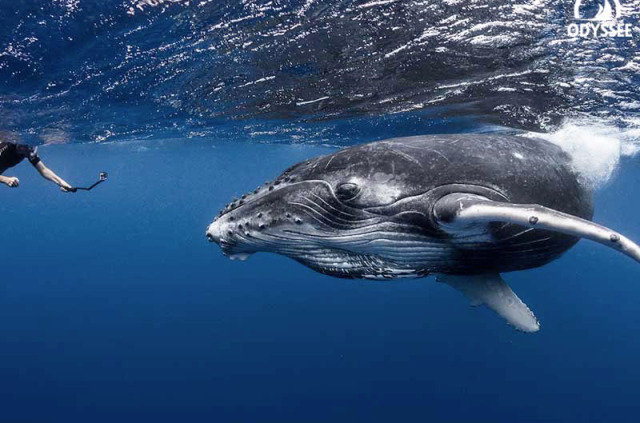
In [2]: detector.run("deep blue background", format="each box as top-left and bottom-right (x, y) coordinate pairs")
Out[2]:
(1, 140), (639, 422)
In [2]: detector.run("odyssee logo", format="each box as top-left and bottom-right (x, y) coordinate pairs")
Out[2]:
(567, 0), (634, 38)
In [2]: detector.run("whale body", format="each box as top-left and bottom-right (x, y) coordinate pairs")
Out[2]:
(206, 135), (640, 332)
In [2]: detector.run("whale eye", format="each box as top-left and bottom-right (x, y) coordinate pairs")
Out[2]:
(335, 182), (360, 201)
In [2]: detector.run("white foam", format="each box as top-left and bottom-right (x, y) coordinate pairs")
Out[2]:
(523, 120), (640, 189)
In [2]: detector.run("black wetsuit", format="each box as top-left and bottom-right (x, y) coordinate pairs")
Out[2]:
(0, 142), (41, 174)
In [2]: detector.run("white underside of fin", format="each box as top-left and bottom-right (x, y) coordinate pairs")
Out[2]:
(438, 273), (540, 333)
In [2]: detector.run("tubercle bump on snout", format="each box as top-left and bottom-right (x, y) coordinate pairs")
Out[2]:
(217, 171), (298, 219)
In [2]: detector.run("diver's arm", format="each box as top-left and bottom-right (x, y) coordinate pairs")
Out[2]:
(34, 161), (72, 191)
(0, 175), (19, 187)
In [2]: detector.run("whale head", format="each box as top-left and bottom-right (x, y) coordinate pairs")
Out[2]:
(205, 144), (449, 279)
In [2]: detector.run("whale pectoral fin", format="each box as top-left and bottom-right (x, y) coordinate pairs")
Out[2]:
(437, 273), (540, 333)
(433, 193), (640, 263)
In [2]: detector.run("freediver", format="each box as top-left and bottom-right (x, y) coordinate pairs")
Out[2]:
(0, 141), (73, 191)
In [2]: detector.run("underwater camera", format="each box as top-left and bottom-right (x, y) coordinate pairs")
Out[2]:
(69, 171), (108, 192)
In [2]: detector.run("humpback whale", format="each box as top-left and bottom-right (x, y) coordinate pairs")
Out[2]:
(206, 135), (640, 332)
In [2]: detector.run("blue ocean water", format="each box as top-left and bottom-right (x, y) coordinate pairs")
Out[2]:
(2, 0), (640, 422)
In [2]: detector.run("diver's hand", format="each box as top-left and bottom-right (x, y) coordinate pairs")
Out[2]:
(5, 177), (19, 188)
(59, 182), (73, 192)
